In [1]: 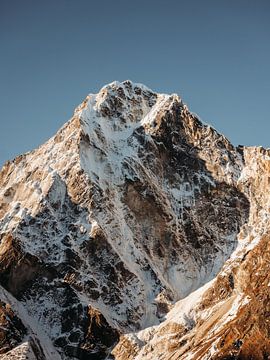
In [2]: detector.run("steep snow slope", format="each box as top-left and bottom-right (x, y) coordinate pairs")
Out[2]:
(0, 80), (268, 359)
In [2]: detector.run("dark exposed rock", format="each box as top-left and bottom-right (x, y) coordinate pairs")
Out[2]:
(0, 300), (27, 354)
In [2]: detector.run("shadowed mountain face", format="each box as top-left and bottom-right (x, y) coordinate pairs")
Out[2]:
(0, 81), (268, 359)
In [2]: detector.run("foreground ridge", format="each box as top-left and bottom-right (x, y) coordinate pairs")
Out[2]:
(0, 80), (269, 359)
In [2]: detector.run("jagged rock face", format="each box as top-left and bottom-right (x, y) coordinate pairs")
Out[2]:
(0, 80), (268, 359)
(0, 299), (27, 354)
(112, 145), (270, 360)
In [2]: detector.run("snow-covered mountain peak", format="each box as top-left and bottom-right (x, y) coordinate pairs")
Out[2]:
(1, 81), (269, 360)
(93, 80), (158, 121)
(75, 80), (182, 129)
(100, 80), (155, 95)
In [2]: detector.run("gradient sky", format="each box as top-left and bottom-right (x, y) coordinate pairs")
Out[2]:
(1, 0), (270, 166)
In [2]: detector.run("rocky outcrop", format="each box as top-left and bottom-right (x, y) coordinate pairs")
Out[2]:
(0, 80), (269, 359)
(0, 299), (27, 354)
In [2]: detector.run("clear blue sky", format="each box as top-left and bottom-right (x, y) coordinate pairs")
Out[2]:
(1, 0), (270, 166)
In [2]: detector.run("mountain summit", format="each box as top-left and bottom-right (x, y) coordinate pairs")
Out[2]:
(0, 81), (269, 359)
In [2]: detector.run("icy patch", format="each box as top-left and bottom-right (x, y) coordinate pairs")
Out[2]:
(165, 279), (215, 326)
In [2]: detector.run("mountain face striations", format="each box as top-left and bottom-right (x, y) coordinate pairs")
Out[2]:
(0, 81), (269, 359)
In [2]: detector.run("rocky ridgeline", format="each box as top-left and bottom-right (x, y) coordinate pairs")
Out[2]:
(0, 81), (269, 359)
